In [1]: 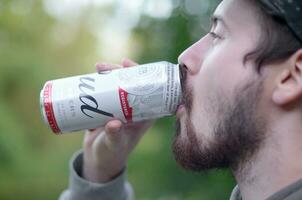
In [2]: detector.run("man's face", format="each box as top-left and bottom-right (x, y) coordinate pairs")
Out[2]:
(173, 0), (267, 171)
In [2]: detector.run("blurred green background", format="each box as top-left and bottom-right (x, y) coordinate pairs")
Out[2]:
(0, 0), (236, 199)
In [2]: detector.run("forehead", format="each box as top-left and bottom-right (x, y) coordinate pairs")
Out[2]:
(214, 0), (261, 32)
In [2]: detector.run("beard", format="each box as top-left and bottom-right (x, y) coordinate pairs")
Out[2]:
(172, 77), (266, 172)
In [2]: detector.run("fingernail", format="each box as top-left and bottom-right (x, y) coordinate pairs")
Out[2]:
(111, 126), (121, 133)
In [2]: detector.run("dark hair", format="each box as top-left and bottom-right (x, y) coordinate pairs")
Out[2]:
(244, 0), (302, 73)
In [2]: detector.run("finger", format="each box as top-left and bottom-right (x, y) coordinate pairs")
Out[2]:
(124, 119), (154, 137)
(95, 62), (122, 72)
(121, 58), (138, 67)
(84, 127), (104, 147)
(126, 119), (154, 129)
(86, 126), (104, 134)
(105, 119), (123, 135)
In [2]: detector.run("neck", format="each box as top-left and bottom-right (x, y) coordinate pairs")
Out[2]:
(233, 115), (302, 200)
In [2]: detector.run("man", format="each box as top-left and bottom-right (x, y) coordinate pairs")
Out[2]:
(59, 0), (302, 199)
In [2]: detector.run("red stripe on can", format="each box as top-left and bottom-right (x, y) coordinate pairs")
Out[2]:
(118, 87), (133, 122)
(43, 82), (61, 134)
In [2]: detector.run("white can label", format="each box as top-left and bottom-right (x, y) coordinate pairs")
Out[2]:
(41, 62), (181, 133)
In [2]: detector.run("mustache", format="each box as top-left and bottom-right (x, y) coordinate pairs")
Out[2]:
(179, 63), (187, 94)
(179, 64), (193, 114)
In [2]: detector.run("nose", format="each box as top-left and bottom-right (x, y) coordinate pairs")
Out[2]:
(178, 36), (210, 75)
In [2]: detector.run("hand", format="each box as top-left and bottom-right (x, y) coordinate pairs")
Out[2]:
(82, 58), (153, 183)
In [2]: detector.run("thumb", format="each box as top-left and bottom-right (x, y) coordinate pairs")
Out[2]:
(104, 120), (123, 142)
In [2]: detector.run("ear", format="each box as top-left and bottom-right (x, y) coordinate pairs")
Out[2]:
(272, 50), (302, 106)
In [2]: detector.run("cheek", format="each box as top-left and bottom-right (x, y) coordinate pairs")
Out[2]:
(188, 44), (251, 136)
(199, 43), (251, 94)
(188, 74), (216, 140)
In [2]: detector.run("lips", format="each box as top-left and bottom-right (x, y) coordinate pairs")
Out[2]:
(176, 104), (185, 118)
(175, 91), (185, 118)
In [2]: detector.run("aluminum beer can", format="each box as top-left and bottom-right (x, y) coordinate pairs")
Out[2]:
(40, 61), (182, 134)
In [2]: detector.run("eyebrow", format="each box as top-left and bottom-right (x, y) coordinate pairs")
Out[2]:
(210, 14), (229, 30)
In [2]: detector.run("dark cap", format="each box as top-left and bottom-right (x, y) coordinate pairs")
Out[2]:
(259, 0), (302, 43)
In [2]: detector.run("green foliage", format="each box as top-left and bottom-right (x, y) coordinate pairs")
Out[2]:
(0, 0), (235, 199)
